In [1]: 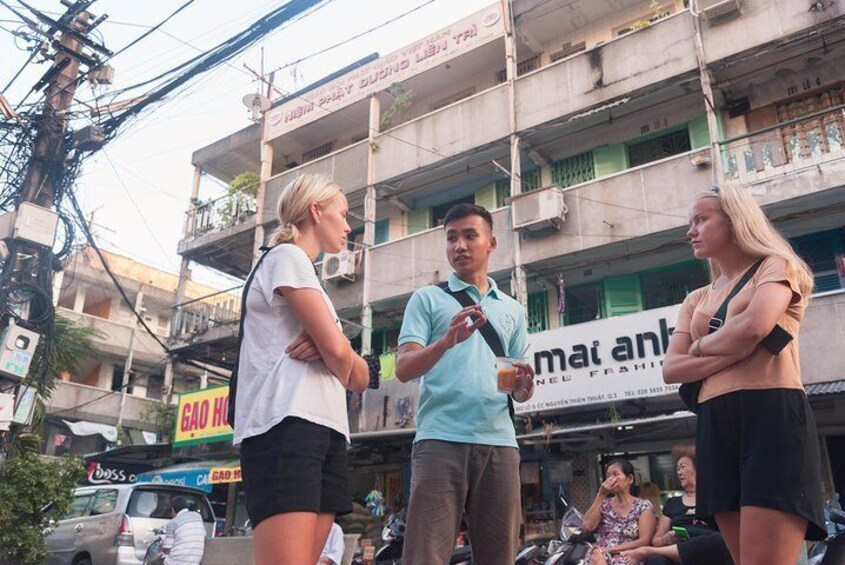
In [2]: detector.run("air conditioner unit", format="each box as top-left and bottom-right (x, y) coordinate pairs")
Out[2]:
(512, 186), (568, 233)
(321, 250), (357, 282)
(699, 0), (742, 22)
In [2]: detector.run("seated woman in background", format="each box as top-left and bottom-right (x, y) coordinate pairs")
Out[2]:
(583, 459), (657, 565)
(620, 445), (733, 565)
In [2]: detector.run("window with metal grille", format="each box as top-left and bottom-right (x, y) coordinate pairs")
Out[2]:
(551, 41), (587, 62)
(527, 291), (549, 334)
(564, 283), (603, 326)
(641, 262), (709, 311)
(791, 229), (845, 293)
(495, 55), (542, 83)
(552, 152), (595, 188)
(302, 141), (333, 163)
(431, 195), (475, 226)
(626, 129), (691, 168)
(494, 168), (541, 207)
(776, 85), (845, 164)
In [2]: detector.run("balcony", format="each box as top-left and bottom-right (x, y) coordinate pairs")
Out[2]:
(169, 287), (242, 369)
(177, 193), (257, 278)
(515, 11), (697, 132)
(721, 106), (845, 206)
(48, 380), (160, 430)
(371, 84), (511, 185)
(265, 141), (369, 215)
(367, 207), (515, 306)
(799, 290), (845, 386)
(519, 149), (713, 266)
(701, 0), (844, 66)
(59, 308), (167, 367)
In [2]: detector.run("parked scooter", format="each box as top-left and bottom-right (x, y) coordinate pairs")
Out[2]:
(143, 526), (167, 565)
(808, 505), (845, 565)
(535, 493), (593, 565)
(361, 511), (537, 565)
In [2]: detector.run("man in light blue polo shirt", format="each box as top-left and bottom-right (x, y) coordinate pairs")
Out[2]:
(396, 203), (534, 565)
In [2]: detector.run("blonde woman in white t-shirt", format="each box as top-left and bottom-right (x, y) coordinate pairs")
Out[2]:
(234, 173), (368, 565)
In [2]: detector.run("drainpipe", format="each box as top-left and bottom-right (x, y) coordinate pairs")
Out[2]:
(503, 0), (528, 307)
(691, 0), (725, 186)
(360, 95), (380, 356)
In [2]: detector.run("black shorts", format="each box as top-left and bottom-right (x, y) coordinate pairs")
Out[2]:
(696, 388), (825, 541)
(239, 416), (352, 528)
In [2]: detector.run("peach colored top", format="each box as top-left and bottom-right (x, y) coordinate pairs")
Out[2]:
(674, 256), (805, 404)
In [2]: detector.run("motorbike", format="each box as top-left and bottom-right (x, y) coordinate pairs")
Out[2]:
(358, 511), (537, 565)
(142, 527), (167, 565)
(808, 505), (845, 565)
(534, 494), (593, 565)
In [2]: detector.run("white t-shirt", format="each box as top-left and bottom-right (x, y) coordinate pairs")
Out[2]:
(319, 522), (346, 565)
(232, 244), (349, 445)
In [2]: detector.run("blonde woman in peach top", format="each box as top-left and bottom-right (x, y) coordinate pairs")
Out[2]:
(663, 185), (825, 565)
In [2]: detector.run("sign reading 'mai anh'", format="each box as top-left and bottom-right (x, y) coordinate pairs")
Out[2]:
(516, 305), (682, 414)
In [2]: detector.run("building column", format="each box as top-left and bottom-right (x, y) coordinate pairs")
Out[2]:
(691, 1), (724, 186)
(253, 141), (274, 264)
(504, 0), (528, 308)
(360, 94), (381, 356)
(72, 283), (87, 312)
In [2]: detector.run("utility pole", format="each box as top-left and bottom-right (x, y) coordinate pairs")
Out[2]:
(20, 10), (89, 207)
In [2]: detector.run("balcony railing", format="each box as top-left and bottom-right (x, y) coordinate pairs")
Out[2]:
(187, 194), (256, 238)
(172, 286), (243, 339)
(722, 105), (845, 186)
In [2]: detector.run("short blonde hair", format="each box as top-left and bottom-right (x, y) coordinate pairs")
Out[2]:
(270, 174), (342, 245)
(694, 185), (814, 298)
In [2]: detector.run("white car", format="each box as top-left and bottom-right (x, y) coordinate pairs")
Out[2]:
(45, 483), (215, 565)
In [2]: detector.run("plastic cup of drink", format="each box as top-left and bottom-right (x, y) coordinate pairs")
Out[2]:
(496, 357), (519, 393)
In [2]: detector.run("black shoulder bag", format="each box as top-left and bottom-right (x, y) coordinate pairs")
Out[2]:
(678, 258), (764, 412)
(437, 283), (516, 419)
(227, 246), (273, 426)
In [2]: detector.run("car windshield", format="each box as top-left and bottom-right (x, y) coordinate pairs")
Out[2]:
(127, 489), (213, 522)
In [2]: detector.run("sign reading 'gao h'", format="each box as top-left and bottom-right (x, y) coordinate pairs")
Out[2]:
(516, 305), (683, 415)
(173, 385), (232, 447)
(263, 4), (504, 141)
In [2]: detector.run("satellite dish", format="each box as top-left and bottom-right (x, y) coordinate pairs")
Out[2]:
(242, 93), (271, 122)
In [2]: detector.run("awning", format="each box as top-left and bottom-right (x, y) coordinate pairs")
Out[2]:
(135, 459), (240, 493)
(63, 419), (117, 443)
(806, 379), (845, 396)
(515, 411), (695, 444)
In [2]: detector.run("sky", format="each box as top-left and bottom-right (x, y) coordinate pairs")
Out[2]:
(1, 0), (493, 289)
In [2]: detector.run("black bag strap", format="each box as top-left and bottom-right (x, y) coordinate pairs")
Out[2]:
(437, 282), (515, 419)
(707, 258), (764, 334)
(438, 283), (507, 357)
(227, 245), (273, 425)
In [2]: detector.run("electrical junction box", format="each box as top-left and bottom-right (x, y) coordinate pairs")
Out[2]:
(0, 202), (59, 248)
(0, 324), (40, 381)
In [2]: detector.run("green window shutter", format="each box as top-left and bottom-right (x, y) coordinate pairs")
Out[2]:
(407, 207), (430, 235)
(688, 115), (711, 149)
(552, 151), (595, 188)
(593, 143), (628, 177)
(603, 275), (643, 317)
(521, 168), (542, 192)
(375, 219), (389, 245)
(495, 179), (510, 207)
(527, 291), (549, 334)
(475, 184), (498, 210)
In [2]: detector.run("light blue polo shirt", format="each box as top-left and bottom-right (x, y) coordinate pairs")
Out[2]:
(398, 272), (528, 448)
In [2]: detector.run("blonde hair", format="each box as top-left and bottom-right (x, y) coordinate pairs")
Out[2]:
(269, 174), (342, 246)
(694, 185), (814, 297)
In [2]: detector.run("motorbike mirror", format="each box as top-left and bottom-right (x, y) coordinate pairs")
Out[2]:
(830, 510), (845, 525)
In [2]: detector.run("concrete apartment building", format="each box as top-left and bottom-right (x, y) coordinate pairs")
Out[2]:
(169, 0), (845, 534)
(43, 246), (224, 457)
